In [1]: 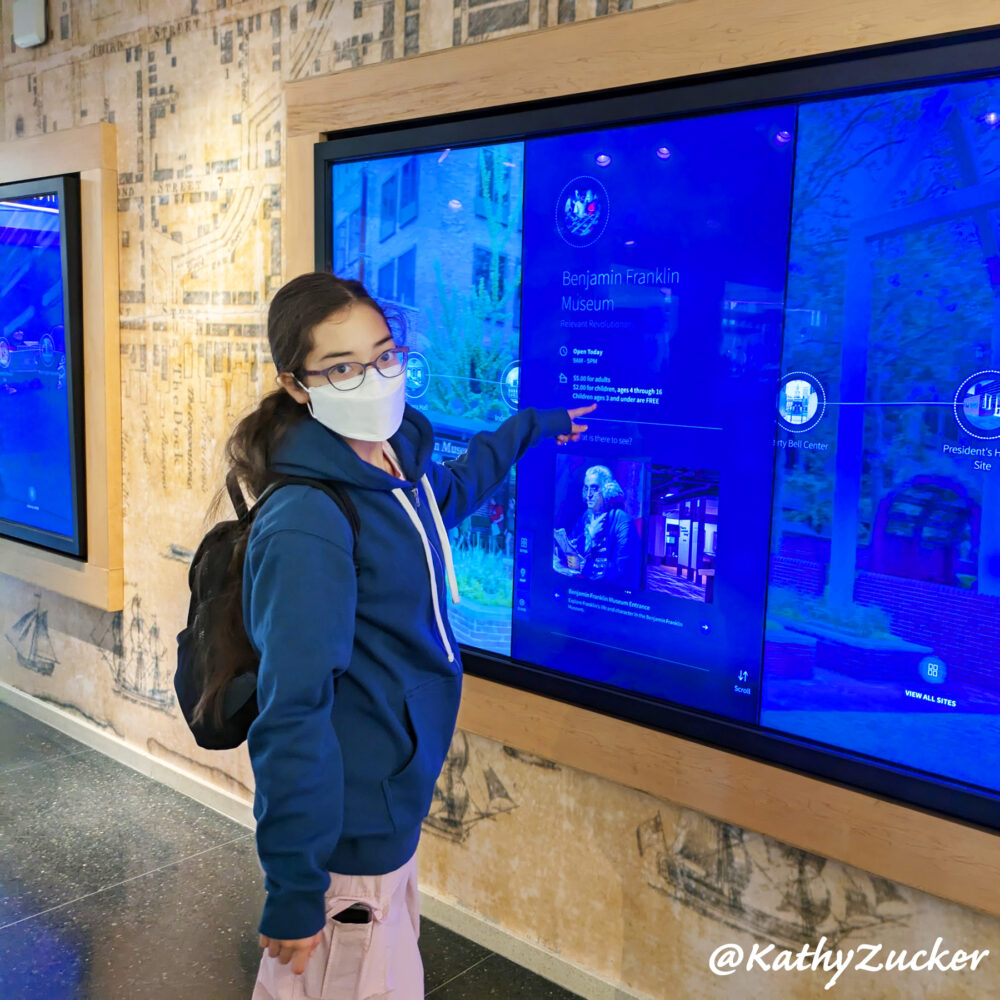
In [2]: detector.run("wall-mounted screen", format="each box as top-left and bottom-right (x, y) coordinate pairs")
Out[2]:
(318, 33), (1000, 830)
(0, 175), (86, 558)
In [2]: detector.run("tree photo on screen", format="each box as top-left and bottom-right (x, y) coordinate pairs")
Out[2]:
(763, 79), (1000, 792)
(422, 144), (523, 424)
(332, 142), (525, 656)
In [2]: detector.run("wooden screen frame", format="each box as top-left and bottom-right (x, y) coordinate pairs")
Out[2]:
(284, 0), (1000, 918)
(0, 123), (123, 612)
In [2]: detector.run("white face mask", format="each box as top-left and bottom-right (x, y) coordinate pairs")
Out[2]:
(296, 370), (406, 442)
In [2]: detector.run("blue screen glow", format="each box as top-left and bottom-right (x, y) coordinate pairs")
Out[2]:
(0, 190), (77, 549)
(330, 73), (1000, 798)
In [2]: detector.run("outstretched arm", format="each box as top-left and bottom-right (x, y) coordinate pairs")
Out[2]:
(427, 404), (596, 529)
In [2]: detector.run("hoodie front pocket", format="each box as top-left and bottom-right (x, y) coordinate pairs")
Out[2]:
(382, 675), (460, 834)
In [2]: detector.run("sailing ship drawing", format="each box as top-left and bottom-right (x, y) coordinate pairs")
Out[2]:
(424, 731), (518, 841)
(502, 745), (560, 770)
(5, 594), (59, 675)
(637, 810), (910, 950)
(89, 594), (175, 713)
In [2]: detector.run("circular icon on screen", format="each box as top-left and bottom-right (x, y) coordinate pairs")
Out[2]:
(919, 655), (947, 685)
(555, 176), (609, 248)
(500, 361), (520, 411)
(40, 334), (57, 368)
(954, 370), (1000, 440)
(405, 351), (430, 399)
(777, 371), (826, 433)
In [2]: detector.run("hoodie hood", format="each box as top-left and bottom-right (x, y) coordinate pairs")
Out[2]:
(271, 403), (435, 489)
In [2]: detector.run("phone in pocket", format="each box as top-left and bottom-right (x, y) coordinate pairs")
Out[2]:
(332, 903), (373, 924)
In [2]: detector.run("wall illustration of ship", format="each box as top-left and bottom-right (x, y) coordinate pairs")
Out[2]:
(637, 810), (909, 950)
(424, 731), (518, 842)
(502, 745), (561, 770)
(89, 595), (175, 713)
(5, 594), (59, 676)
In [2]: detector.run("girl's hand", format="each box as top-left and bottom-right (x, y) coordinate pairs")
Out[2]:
(557, 403), (598, 445)
(259, 930), (323, 975)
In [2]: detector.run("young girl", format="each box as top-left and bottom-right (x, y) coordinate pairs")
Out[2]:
(209, 271), (594, 999)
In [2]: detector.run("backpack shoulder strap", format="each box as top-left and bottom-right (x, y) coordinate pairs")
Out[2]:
(302, 480), (361, 576)
(254, 474), (361, 575)
(226, 471), (286, 525)
(226, 469), (249, 520)
(313, 482), (361, 548)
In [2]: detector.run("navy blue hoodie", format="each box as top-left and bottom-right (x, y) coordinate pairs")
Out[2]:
(242, 402), (571, 940)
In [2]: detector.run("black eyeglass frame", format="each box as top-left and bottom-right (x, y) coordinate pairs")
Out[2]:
(298, 345), (410, 391)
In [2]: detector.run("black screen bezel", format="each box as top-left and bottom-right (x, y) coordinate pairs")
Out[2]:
(0, 173), (87, 560)
(315, 28), (1000, 835)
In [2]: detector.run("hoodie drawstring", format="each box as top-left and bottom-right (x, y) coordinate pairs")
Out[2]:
(384, 444), (461, 661)
(391, 488), (454, 662)
(420, 475), (460, 606)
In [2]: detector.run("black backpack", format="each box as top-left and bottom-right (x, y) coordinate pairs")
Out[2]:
(174, 470), (360, 750)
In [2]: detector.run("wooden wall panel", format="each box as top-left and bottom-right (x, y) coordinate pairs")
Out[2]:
(0, 123), (123, 612)
(287, 0), (1000, 136)
(458, 675), (1000, 919)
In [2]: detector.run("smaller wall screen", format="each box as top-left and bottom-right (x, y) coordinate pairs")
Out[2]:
(0, 175), (86, 558)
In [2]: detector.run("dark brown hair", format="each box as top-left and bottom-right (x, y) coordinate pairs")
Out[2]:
(192, 271), (394, 729)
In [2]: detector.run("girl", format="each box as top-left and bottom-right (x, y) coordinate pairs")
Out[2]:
(207, 271), (594, 999)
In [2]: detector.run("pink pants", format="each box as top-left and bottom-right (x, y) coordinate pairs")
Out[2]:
(251, 850), (423, 1000)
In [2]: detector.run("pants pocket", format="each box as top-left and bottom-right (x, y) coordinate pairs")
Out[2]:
(301, 897), (389, 1000)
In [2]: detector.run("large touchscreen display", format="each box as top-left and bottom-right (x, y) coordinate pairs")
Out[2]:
(329, 71), (1000, 795)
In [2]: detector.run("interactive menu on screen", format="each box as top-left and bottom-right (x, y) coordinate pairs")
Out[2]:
(513, 109), (796, 723)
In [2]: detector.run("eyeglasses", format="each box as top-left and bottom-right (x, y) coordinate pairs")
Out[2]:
(582, 483), (603, 496)
(300, 346), (410, 391)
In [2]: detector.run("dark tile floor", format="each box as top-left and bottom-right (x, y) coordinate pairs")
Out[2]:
(0, 701), (584, 1000)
